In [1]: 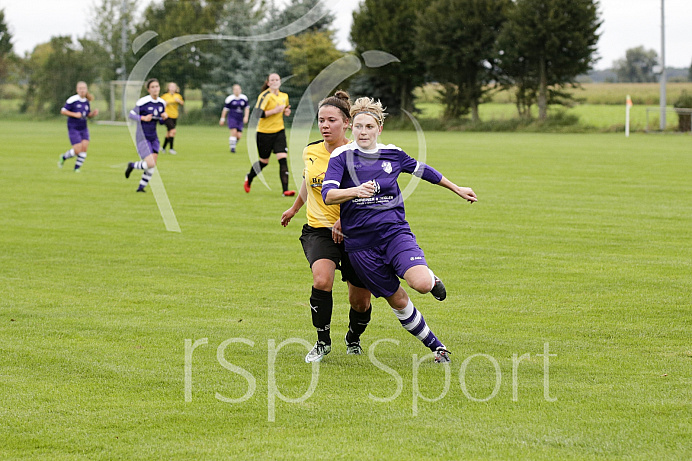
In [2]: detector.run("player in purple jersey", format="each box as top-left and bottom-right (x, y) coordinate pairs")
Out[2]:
(322, 97), (477, 363)
(58, 81), (99, 172)
(125, 78), (168, 192)
(219, 84), (249, 153)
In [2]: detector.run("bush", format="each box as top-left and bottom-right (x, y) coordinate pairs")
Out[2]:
(673, 90), (692, 132)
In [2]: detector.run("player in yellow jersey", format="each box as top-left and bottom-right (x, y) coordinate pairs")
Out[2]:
(161, 82), (184, 154)
(281, 91), (372, 363)
(244, 73), (296, 196)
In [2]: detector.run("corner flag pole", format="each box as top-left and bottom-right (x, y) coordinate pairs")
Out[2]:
(626, 95), (633, 137)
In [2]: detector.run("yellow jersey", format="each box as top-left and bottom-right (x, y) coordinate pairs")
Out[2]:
(256, 89), (289, 134)
(303, 140), (340, 228)
(161, 92), (184, 119)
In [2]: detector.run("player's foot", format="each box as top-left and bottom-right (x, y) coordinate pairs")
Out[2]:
(57, 156), (64, 168)
(434, 347), (451, 363)
(243, 176), (251, 193)
(74, 168), (81, 173)
(283, 190), (296, 197)
(230, 147), (235, 153)
(136, 186), (147, 193)
(305, 341), (331, 363)
(169, 149), (177, 155)
(125, 163), (134, 179)
(430, 275), (447, 301)
(345, 336), (363, 355)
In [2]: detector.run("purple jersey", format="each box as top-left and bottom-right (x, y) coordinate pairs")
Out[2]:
(224, 94), (248, 127)
(63, 95), (90, 131)
(129, 95), (166, 141)
(322, 141), (443, 252)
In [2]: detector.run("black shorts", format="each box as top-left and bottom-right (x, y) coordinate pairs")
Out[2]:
(257, 130), (287, 160)
(164, 118), (178, 131)
(299, 224), (366, 288)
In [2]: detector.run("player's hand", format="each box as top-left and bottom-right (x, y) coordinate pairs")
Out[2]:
(243, 117), (249, 124)
(354, 180), (376, 198)
(73, 112), (82, 119)
(458, 186), (477, 203)
(141, 114), (153, 122)
(280, 208), (296, 227)
(219, 117), (225, 126)
(90, 109), (99, 118)
(332, 219), (343, 244)
(161, 112), (169, 120)
(284, 105), (291, 117)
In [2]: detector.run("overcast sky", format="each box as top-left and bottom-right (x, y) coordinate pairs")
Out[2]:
(3, 0), (691, 71)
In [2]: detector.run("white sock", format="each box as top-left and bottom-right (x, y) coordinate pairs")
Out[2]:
(428, 268), (436, 292)
(230, 136), (237, 149)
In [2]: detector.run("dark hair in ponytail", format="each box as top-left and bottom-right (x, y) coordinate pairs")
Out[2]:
(318, 90), (351, 121)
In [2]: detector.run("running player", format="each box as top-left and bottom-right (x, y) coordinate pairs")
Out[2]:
(124, 78), (168, 192)
(58, 81), (99, 172)
(161, 82), (184, 155)
(220, 84), (249, 153)
(243, 73), (295, 196)
(322, 97), (478, 363)
(281, 91), (372, 363)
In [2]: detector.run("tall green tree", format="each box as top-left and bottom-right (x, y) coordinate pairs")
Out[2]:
(416, 0), (511, 121)
(203, 0), (334, 116)
(21, 37), (101, 114)
(284, 30), (343, 87)
(350, 0), (426, 115)
(613, 46), (659, 83)
(497, 0), (601, 120)
(136, 0), (226, 97)
(0, 8), (16, 97)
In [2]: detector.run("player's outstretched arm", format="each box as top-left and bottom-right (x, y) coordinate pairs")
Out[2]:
(437, 176), (477, 203)
(324, 180), (376, 205)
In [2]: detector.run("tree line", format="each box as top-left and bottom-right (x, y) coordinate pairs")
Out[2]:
(3, 0), (685, 123)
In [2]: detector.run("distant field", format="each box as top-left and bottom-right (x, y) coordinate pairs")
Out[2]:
(415, 82), (692, 106)
(1, 120), (690, 459)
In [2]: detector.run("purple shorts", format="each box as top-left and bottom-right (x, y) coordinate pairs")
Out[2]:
(137, 137), (160, 159)
(227, 116), (244, 131)
(68, 127), (89, 145)
(347, 230), (427, 298)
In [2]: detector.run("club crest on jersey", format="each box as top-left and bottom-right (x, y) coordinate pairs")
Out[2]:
(382, 161), (392, 174)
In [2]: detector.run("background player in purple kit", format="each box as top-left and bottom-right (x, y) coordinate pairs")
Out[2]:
(58, 81), (99, 172)
(125, 78), (168, 192)
(322, 97), (478, 363)
(219, 83), (249, 153)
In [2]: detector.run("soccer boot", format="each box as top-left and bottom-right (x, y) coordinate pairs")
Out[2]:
(169, 149), (177, 155)
(243, 176), (251, 193)
(305, 341), (331, 363)
(345, 336), (363, 355)
(283, 190), (296, 197)
(125, 162), (134, 179)
(136, 186), (147, 193)
(430, 275), (447, 301)
(434, 347), (451, 363)
(58, 155), (65, 168)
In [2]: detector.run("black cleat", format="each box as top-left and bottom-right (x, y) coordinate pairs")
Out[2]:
(434, 347), (451, 363)
(430, 275), (447, 301)
(136, 186), (147, 193)
(125, 162), (134, 179)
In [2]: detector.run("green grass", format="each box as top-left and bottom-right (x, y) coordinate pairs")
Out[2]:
(1, 121), (690, 459)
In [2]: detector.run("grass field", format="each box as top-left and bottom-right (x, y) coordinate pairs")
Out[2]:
(1, 120), (690, 459)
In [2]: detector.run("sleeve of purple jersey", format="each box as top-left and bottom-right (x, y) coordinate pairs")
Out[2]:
(399, 151), (442, 184)
(128, 105), (140, 121)
(321, 154), (344, 202)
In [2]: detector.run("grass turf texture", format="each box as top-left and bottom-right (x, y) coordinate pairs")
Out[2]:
(1, 120), (690, 459)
